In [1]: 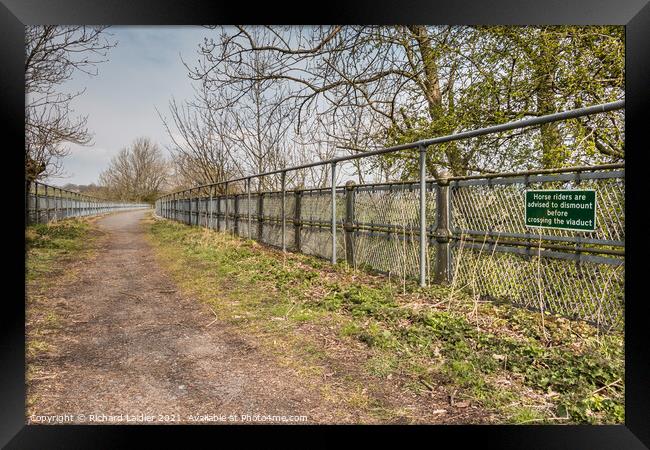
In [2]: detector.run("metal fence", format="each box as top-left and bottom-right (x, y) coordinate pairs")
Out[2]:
(26, 180), (150, 225)
(155, 100), (625, 330)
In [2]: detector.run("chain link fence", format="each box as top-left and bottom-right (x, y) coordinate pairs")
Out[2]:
(26, 181), (150, 225)
(448, 167), (624, 329)
(155, 101), (625, 331)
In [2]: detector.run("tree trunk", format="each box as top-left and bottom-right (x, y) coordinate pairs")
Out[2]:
(408, 26), (465, 177)
(534, 41), (565, 168)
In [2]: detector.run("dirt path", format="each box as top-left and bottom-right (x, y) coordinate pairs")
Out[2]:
(27, 210), (345, 424)
(28, 210), (490, 425)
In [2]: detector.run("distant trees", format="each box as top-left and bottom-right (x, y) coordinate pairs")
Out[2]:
(99, 138), (169, 203)
(60, 182), (110, 198)
(25, 26), (116, 183)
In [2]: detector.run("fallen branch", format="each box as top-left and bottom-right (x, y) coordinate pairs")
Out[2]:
(419, 378), (435, 392)
(206, 307), (218, 327)
(590, 378), (622, 396)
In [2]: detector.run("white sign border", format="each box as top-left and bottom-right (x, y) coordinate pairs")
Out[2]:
(524, 189), (598, 233)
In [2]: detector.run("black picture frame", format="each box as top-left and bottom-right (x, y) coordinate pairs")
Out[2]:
(2, 1), (649, 447)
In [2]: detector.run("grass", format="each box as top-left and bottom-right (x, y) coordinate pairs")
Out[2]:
(26, 218), (96, 283)
(26, 217), (103, 417)
(146, 216), (624, 424)
(26, 217), (100, 361)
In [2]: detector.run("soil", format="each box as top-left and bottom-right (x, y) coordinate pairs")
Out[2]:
(26, 210), (493, 424)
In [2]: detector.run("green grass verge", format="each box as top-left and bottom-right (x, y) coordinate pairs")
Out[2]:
(26, 217), (99, 365)
(26, 218), (96, 283)
(146, 217), (624, 424)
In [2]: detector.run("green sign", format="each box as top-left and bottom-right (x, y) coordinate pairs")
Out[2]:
(525, 190), (597, 232)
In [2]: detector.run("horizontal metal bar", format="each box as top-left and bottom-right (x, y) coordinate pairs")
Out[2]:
(354, 229), (420, 242)
(160, 165), (623, 198)
(452, 234), (624, 256)
(158, 100), (624, 199)
(452, 228), (624, 248)
(456, 240), (624, 266)
(445, 163), (624, 182)
(450, 170), (625, 187)
(29, 180), (146, 205)
(354, 182), (429, 193)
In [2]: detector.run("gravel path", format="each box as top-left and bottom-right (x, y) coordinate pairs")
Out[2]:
(27, 210), (490, 425)
(27, 210), (327, 424)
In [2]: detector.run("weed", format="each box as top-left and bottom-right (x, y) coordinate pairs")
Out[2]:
(146, 218), (624, 424)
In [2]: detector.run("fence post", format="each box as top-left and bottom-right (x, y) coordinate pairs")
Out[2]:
(281, 171), (286, 252)
(234, 193), (240, 235)
(34, 182), (40, 224)
(195, 190), (200, 226)
(45, 184), (50, 222)
(433, 171), (451, 284)
(190, 191), (193, 224)
(215, 189), (221, 231)
(331, 162), (337, 264)
(187, 189), (192, 225)
(419, 145), (427, 287)
(25, 180), (31, 226)
(294, 189), (302, 251)
(258, 190), (264, 242)
(54, 188), (59, 220)
(247, 178), (252, 239)
(344, 181), (356, 267)
(209, 187), (214, 228)
(225, 182), (229, 233)
(204, 189), (209, 228)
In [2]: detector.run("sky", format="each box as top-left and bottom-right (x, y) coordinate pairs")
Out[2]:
(48, 26), (213, 186)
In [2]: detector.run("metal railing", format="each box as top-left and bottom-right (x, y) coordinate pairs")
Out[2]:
(155, 100), (625, 329)
(26, 180), (150, 225)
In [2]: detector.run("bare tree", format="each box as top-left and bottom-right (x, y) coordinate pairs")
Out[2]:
(165, 38), (299, 193)
(25, 25), (116, 182)
(188, 26), (461, 178)
(99, 137), (169, 203)
(220, 73), (294, 191)
(187, 26), (624, 177)
(158, 95), (238, 193)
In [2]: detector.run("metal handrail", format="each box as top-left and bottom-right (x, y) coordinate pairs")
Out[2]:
(158, 100), (624, 197)
(26, 180), (150, 225)
(155, 100), (625, 289)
